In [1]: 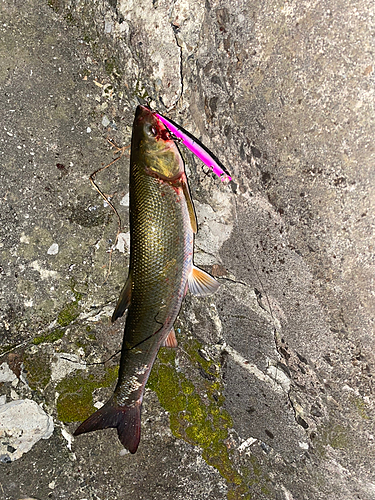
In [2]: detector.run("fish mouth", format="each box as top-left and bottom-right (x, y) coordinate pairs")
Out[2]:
(134, 104), (155, 126)
(135, 104), (152, 117)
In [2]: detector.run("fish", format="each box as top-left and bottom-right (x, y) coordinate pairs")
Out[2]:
(74, 105), (220, 453)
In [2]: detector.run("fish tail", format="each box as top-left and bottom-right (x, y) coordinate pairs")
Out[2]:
(73, 398), (141, 454)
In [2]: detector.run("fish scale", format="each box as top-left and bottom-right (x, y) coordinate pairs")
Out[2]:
(122, 168), (192, 352)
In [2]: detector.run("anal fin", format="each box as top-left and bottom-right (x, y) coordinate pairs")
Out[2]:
(162, 327), (178, 348)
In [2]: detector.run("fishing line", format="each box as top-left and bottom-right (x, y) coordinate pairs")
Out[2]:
(215, 276), (249, 288)
(201, 165), (216, 178)
(83, 350), (122, 366)
(123, 327), (164, 352)
(232, 195), (275, 324)
(66, 316), (165, 365)
(231, 194), (284, 392)
(89, 139), (130, 283)
(111, 309), (166, 352)
(59, 328), (162, 366)
(57, 345), (122, 367)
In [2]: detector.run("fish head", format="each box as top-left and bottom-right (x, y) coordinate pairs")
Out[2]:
(131, 105), (184, 180)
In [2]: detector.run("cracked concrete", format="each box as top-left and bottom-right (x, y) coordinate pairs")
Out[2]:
(1, 0), (374, 499)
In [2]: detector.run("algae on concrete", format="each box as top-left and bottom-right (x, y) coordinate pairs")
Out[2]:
(23, 351), (52, 392)
(148, 335), (273, 499)
(56, 365), (118, 423)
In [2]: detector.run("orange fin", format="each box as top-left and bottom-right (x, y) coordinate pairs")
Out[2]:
(74, 397), (141, 454)
(182, 181), (197, 234)
(112, 275), (132, 323)
(162, 327), (178, 348)
(188, 265), (220, 296)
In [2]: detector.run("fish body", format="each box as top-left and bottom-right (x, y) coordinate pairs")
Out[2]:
(74, 105), (219, 453)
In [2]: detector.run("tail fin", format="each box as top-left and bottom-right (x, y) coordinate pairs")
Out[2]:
(73, 398), (141, 454)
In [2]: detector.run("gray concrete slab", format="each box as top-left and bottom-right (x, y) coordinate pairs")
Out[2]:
(1, 0), (374, 499)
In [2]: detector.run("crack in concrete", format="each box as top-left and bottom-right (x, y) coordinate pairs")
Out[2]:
(168, 1), (184, 109)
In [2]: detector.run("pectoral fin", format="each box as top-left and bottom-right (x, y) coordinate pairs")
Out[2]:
(188, 266), (220, 296)
(182, 181), (197, 234)
(162, 327), (178, 348)
(112, 275), (132, 323)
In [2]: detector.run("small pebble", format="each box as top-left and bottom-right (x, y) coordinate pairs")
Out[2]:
(102, 115), (110, 127)
(47, 243), (59, 255)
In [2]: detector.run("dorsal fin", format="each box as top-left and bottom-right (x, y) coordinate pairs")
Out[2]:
(181, 181), (197, 234)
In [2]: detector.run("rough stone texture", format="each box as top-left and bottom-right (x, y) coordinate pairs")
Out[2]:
(0, 0), (374, 498)
(0, 399), (54, 462)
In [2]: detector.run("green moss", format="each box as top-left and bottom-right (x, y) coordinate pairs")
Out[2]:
(47, 0), (62, 12)
(105, 59), (115, 74)
(83, 33), (92, 44)
(104, 58), (122, 81)
(56, 365), (118, 422)
(352, 397), (370, 420)
(133, 79), (150, 101)
(24, 351), (52, 391)
(148, 336), (269, 499)
(82, 68), (91, 79)
(32, 328), (64, 345)
(57, 286), (82, 327)
(57, 301), (80, 327)
(328, 425), (350, 449)
(318, 423), (350, 451)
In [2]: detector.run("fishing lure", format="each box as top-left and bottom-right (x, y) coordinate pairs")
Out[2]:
(154, 112), (232, 182)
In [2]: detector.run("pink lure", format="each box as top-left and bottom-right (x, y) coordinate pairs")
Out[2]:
(155, 112), (232, 182)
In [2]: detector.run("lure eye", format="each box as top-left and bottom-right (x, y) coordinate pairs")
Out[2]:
(145, 124), (157, 137)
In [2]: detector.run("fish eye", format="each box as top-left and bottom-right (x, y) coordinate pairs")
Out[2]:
(145, 124), (157, 137)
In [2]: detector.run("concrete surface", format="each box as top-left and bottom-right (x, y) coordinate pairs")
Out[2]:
(0, 0), (374, 498)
